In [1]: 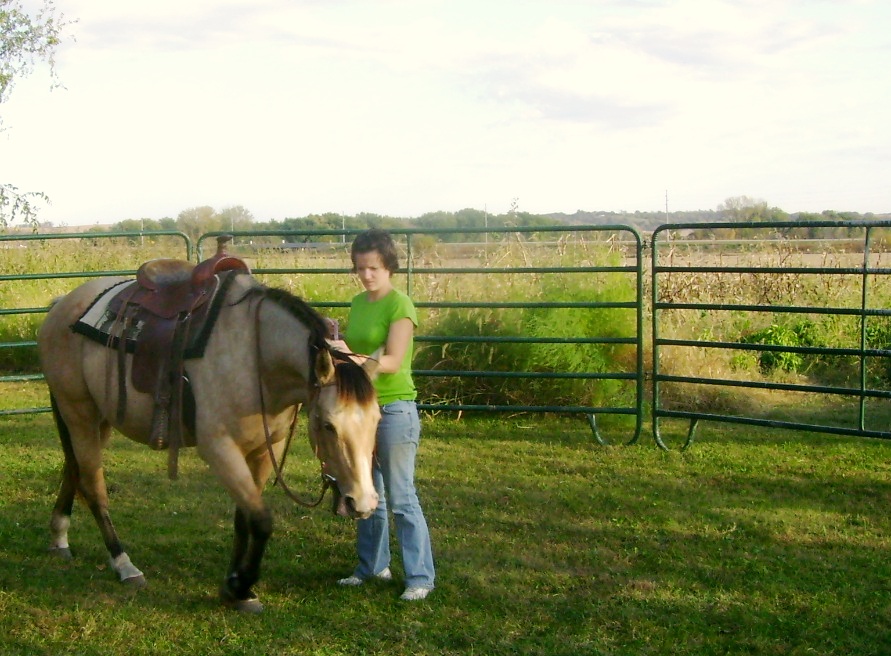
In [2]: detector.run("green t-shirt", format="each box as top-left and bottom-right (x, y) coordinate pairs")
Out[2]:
(344, 288), (418, 406)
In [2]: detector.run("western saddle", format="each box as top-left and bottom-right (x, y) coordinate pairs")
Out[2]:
(106, 235), (250, 476)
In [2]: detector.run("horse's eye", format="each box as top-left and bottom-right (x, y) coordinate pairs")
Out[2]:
(323, 421), (336, 433)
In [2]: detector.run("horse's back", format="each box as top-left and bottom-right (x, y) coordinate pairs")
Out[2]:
(41, 276), (124, 348)
(39, 277), (131, 423)
(43, 277), (128, 328)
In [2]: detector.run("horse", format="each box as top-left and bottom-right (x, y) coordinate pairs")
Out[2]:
(37, 265), (381, 612)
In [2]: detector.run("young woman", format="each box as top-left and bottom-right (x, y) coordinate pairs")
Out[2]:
(329, 228), (435, 601)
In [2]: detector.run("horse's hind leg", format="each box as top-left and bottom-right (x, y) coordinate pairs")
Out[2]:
(48, 395), (78, 558)
(49, 397), (146, 587)
(48, 460), (77, 558)
(81, 426), (147, 587)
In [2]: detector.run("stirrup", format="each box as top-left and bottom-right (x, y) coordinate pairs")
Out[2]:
(149, 406), (170, 450)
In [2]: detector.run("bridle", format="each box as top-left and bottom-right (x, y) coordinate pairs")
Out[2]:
(254, 296), (335, 509)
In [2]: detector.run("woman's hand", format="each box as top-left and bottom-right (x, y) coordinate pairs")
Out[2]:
(326, 339), (374, 367)
(327, 338), (349, 352)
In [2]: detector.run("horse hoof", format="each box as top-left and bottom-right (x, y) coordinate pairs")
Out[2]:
(123, 574), (147, 589)
(48, 546), (73, 560)
(219, 585), (264, 613)
(231, 597), (264, 614)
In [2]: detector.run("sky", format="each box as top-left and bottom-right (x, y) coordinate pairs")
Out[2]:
(2, 0), (890, 226)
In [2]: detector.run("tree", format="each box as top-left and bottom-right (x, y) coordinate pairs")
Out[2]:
(176, 206), (217, 244)
(1, 0), (71, 228)
(113, 218), (164, 232)
(717, 196), (770, 222)
(218, 205), (254, 233)
(0, 183), (47, 229)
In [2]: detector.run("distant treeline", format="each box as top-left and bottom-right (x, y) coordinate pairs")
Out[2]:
(53, 203), (891, 243)
(550, 208), (891, 233)
(67, 207), (556, 244)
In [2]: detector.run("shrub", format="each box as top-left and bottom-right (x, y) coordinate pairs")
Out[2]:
(740, 321), (819, 374)
(413, 255), (639, 410)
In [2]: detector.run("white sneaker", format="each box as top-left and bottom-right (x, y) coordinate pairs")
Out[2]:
(337, 575), (364, 586)
(400, 586), (432, 601)
(337, 567), (392, 586)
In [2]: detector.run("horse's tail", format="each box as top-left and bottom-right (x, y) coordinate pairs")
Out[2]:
(50, 393), (81, 489)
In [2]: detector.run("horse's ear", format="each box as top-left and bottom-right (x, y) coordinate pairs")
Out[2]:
(315, 348), (336, 385)
(362, 348), (382, 381)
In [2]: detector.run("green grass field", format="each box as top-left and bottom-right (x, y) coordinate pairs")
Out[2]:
(1, 409), (889, 656)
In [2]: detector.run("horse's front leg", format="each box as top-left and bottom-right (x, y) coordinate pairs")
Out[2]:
(206, 437), (279, 613)
(220, 505), (273, 613)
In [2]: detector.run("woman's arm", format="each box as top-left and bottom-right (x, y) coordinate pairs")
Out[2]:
(375, 317), (413, 374)
(327, 317), (413, 373)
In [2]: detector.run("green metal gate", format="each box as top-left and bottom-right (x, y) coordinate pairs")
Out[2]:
(0, 231), (192, 416)
(651, 220), (891, 449)
(198, 225), (646, 445)
(2, 226), (645, 445)
(8, 220), (889, 450)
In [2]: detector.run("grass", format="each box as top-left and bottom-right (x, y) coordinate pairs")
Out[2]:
(1, 410), (890, 655)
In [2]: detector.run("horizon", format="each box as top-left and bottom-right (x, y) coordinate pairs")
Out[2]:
(29, 203), (891, 233)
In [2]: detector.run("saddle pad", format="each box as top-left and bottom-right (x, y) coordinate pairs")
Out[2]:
(72, 280), (136, 350)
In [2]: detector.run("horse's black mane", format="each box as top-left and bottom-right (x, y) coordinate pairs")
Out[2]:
(247, 285), (377, 405)
(250, 285), (329, 349)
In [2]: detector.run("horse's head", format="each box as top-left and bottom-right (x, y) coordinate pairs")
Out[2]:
(307, 348), (381, 520)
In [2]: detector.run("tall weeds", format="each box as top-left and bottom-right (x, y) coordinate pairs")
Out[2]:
(5, 229), (888, 419)
(409, 239), (639, 410)
(655, 233), (891, 418)
(1, 233), (641, 413)
(0, 236), (189, 371)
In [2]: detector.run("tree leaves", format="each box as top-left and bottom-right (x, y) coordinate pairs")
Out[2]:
(1, 0), (72, 228)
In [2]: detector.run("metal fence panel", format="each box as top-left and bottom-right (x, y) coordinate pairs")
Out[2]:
(201, 225), (646, 445)
(3, 226), (645, 445)
(0, 231), (192, 416)
(651, 220), (891, 448)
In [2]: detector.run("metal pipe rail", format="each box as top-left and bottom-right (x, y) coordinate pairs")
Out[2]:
(1, 226), (645, 447)
(651, 219), (891, 449)
(199, 225), (646, 445)
(0, 231), (192, 416)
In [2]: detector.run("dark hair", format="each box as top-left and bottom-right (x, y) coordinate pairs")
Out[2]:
(350, 229), (400, 274)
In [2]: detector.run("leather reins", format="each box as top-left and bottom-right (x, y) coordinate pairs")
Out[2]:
(254, 296), (333, 508)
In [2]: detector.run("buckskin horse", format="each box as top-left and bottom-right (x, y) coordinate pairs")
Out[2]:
(37, 245), (380, 612)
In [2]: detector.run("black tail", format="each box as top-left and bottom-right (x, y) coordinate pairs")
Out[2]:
(50, 393), (80, 488)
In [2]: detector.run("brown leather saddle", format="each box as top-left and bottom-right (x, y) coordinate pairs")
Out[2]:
(105, 236), (250, 475)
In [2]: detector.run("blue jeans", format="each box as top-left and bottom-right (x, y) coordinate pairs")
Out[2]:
(353, 400), (435, 589)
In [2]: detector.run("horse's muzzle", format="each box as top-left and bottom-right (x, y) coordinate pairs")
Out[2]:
(331, 486), (377, 520)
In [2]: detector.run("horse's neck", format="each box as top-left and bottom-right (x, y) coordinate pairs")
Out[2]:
(255, 299), (315, 412)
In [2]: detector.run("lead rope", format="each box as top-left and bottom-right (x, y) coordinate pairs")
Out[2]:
(254, 297), (332, 508)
